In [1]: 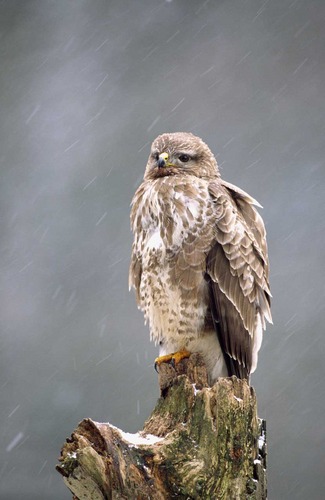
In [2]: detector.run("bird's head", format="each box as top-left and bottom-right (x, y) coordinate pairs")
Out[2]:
(144, 132), (220, 180)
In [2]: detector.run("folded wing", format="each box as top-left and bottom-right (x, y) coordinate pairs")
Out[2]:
(206, 181), (272, 379)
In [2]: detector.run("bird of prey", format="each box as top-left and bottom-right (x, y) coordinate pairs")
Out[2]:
(129, 132), (272, 383)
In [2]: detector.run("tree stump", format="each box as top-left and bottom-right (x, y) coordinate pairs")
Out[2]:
(56, 353), (267, 499)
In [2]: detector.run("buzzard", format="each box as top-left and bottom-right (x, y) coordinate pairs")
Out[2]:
(129, 132), (272, 383)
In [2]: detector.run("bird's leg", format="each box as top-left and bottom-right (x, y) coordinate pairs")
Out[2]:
(154, 350), (191, 372)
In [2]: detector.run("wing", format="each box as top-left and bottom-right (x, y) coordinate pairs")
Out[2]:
(206, 181), (272, 379)
(128, 183), (146, 305)
(129, 247), (142, 304)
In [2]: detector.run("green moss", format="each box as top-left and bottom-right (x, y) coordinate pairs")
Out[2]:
(62, 453), (78, 475)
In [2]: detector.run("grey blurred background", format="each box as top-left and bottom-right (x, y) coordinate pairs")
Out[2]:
(0, 0), (324, 498)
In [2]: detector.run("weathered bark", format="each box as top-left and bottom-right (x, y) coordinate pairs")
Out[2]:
(56, 354), (267, 499)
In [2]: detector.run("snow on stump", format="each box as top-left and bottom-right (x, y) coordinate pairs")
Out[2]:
(56, 353), (267, 499)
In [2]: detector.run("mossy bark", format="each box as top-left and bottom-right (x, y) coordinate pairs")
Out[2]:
(56, 353), (267, 499)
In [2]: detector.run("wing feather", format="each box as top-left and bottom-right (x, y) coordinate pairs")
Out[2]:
(207, 181), (272, 377)
(129, 247), (142, 304)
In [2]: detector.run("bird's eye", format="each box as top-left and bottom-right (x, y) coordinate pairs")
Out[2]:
(152, 152), (159, 161)
(179, 154), (191, 163)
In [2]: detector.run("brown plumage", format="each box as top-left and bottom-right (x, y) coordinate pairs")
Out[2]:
(129, 132), (272, 383)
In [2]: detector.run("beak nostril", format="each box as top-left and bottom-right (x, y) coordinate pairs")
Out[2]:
(158, 152), (169, 169)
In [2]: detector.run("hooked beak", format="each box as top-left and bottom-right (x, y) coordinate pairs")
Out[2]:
(157, 152), (169, 168)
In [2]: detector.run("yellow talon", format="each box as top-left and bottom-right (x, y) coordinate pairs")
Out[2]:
(154, 350), (191, 372)
(171, 350), (191, 364)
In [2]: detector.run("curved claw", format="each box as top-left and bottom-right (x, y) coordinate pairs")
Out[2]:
(154, 350), (191, 372)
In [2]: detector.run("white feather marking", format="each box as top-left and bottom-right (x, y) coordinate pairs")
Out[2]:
(250, 314), (263, 373)
(147, 230), (163, 250)
(187, 200), (200, 218)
